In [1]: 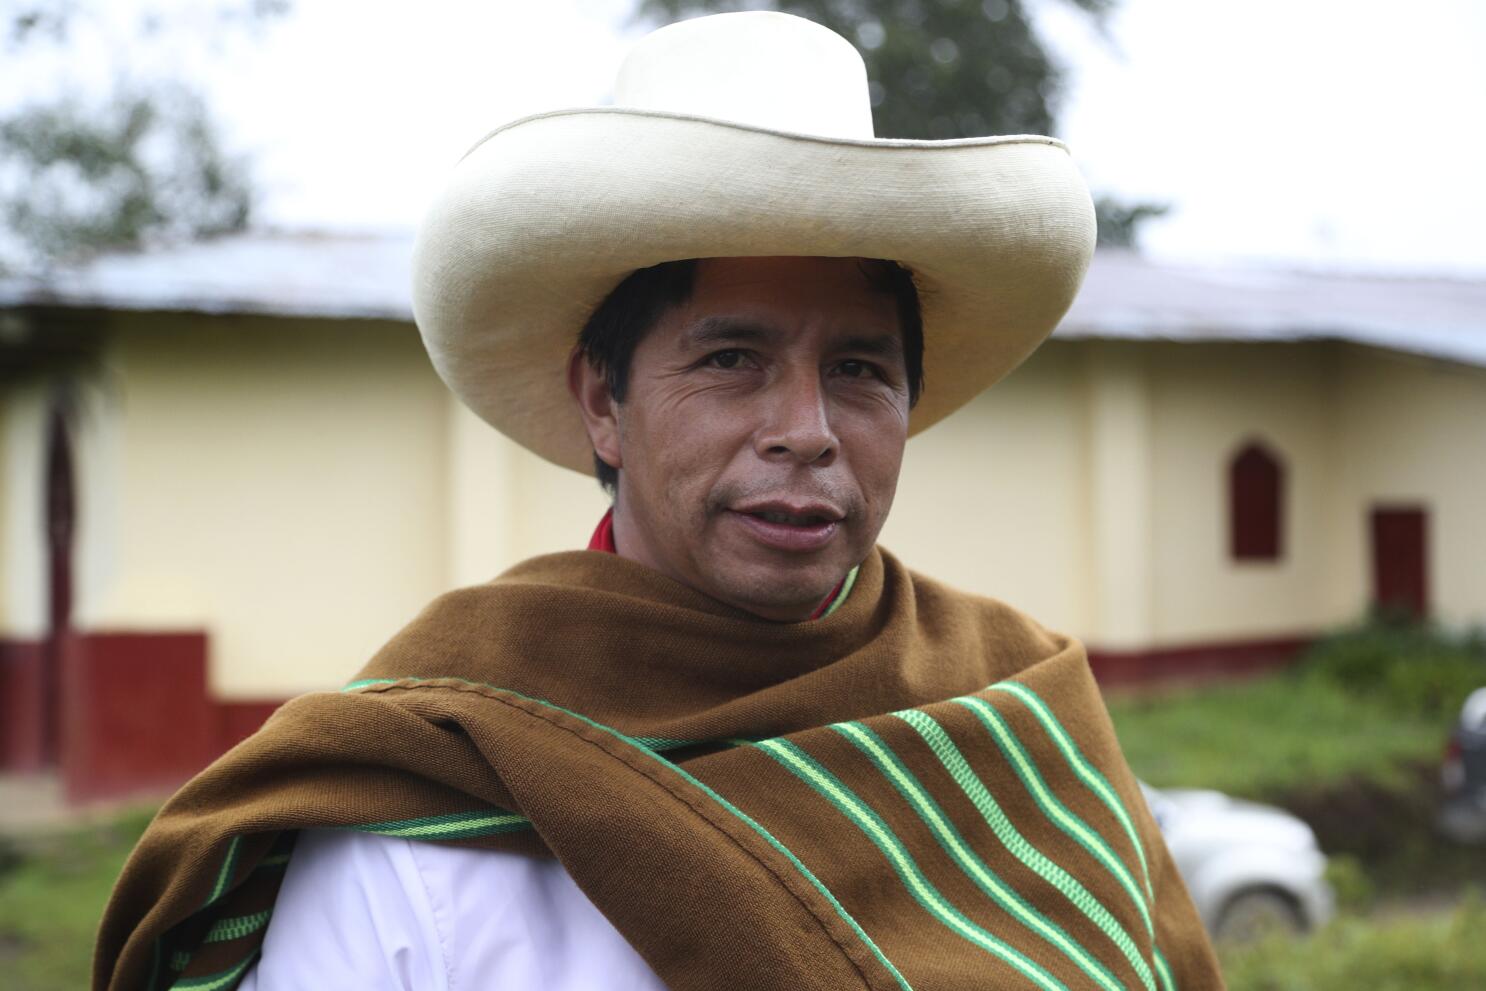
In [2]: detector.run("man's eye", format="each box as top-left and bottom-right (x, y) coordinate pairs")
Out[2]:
(708, 349), (745, 369)
(837, 360), (875, 379)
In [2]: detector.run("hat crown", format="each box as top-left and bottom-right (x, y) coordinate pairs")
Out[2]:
(614, 12), (875, 140)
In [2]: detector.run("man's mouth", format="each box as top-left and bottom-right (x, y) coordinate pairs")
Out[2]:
(728, 501), (844, 552)
(731, 498), (844, 525)
(746, 509), (832, 526)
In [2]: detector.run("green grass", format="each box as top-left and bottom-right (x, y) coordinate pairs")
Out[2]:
(1105, 670), (1447, 797)
(1107, 621), (1483, 899)
(1220, 894), (1486, 991)
(0, 807), (156, 991)
(1106, 617), (1483, 798)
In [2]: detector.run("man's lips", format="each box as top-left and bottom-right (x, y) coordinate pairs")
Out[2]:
(730, 500), (845, 525)
(727, 501), (844, 552)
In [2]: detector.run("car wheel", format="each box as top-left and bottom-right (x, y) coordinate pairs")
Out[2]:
(1212, 888), (1305, 943)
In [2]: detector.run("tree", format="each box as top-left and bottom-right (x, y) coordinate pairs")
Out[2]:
(635, 0), (1164, 247)
(0, 2), (286, 274)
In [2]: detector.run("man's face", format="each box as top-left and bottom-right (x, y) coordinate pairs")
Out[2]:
(577, 256), (912, 622)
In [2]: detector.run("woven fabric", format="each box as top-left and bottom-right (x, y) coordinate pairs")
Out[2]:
(95, 548), (1223, 990)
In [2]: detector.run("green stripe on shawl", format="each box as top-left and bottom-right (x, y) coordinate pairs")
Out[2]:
(832, 720), (1129, 991)
(202, 911), (271, 944)
(955, 695), (1154, 934)
(820, 565), (859, 618)
(892, 707), (1157, 991)
(983, 682), (1181, 990)
(756, 736), (1067, 991)
(965, 687), (1181, 991)
(204, 837), (241, 909)
(350, 808), (532, 840)
(343, 678), (697, 756)
(167, 950), (259, 991)
(988, 681), (1154, 899)
(1155, 949), (1178, 991)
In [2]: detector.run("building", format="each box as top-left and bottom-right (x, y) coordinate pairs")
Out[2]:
(3, 234), (1483, 799)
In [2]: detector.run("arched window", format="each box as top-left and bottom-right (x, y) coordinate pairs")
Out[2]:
(1229, 441), (1283, 561)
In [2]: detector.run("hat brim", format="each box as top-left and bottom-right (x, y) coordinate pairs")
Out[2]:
(412, 107), (1096, 475)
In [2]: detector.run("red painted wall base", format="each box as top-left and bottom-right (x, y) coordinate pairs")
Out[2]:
(1, 628), (1312, 803)
(1086, 635), (1312, 686)
(218, 700), (286, 752)
(0, 638), (46, 771)
(2, 632), (286, 804)
(61, 631), (215, 802)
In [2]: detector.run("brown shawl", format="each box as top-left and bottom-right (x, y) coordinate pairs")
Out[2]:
(96, 548), (1223, 990)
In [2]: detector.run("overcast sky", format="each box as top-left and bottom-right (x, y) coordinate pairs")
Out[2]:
(11, 0), (1486, 275)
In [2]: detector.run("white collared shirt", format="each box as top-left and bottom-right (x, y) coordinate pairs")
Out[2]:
(239, 829), (669, 990)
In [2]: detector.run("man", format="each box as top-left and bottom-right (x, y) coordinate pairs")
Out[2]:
(97, 12), (1223, 990)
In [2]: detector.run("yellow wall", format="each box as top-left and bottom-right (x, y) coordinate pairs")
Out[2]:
(445, 398), (609, 587)
(37, 311), (1485, 699)
(69, 312), (610, 697)
(1330, 347), (1486, 629)
(1145, 341), (1349, 642)
(0, 383), (48, 638)
(78, 313), (451, 697)
(885, 339), (1351, 648)
(882, 341), (1092, 634)
(884, 338), (1486, 649)
(1080, 342), (1156, 649)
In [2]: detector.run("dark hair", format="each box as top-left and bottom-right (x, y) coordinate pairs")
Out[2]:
(577, 258), (925, 495)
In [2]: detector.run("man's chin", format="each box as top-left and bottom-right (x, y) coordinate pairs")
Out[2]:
(701, 561), (848, 624)
(696, 515), (861, 620)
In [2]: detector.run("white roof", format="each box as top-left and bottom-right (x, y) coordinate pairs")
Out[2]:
(0, 231), (415, 321)
(3, 232), (1485, 367)
(1059, 250), (1486, 368)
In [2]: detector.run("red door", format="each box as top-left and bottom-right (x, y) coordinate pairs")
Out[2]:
(1370, 506), (1428, 621)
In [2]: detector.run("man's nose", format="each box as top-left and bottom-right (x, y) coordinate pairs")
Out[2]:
(755, 369), (838, 466)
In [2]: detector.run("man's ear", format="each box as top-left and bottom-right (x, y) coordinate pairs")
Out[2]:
(567, 346), (622, 472)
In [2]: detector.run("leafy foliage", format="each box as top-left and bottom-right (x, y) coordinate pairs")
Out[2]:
(639, 0), (1111, 140)
(635, 0), (1164, 246)
(1093, 195), (1169, 249)
(1299, 619), (1486, 719)
(4, 0), (289, 52)
(1108, 618), (1481, 798)
(0, 2), (286, 273)
(0, 88), (250, 270)
(1105, 669), (1445, 798)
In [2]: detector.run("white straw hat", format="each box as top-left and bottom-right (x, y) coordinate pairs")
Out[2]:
(412, 11), (1096, 474)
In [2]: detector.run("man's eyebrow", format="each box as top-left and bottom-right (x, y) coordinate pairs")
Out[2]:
(834, 333), (904, 359)
(683, 316), (783, 349)
(683, 318), (903, 359)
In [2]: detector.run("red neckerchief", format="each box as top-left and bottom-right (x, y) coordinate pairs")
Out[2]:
(587, 507), (844, 620)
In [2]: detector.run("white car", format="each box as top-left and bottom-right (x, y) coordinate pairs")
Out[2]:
(1141, 782), (1334, 942)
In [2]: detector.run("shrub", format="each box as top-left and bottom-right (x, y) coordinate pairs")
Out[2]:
(1105, 673), (1443, 798)
(1298, 619), (1486, 719)
(1220, 893), (1486, 991)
